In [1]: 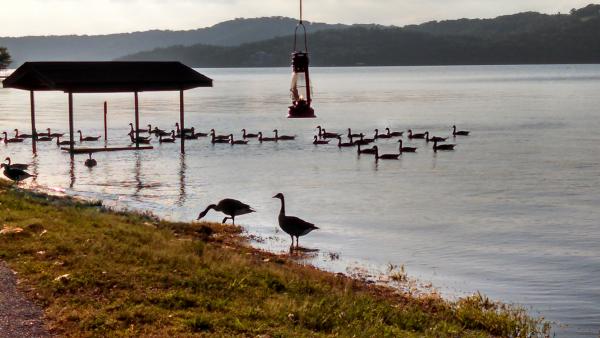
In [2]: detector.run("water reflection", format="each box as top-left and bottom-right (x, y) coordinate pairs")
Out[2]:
(69, 157), (75, 188)
(177, 153), (187, 206)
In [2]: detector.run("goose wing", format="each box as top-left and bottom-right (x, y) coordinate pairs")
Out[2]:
(220, 199), (255, 215)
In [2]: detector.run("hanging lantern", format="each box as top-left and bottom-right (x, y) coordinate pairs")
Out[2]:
(288, 0), (316, 118)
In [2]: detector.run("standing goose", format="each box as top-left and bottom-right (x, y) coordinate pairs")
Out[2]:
(313, 135), (330, 145)
(357, 144), (377, 155)
(78, 130), (101, 142)
(433, 140), (456, 152)
(229, 134), (248, 145)
(273, 129), (296, 140)
(337, 136), (354, 148)
(13, 129), (33, 139)
(273, 193), (319, 249)
(2, 132), (24, 143)
(386, 128), (404, 137)
(197, 198), (255, 225)
(258, 132), (277, 142)
(4, 157), (28, 170)
(84, 153), (97, 167)
(407, 129), (426, 139)
(425, 132), (448, 143)
(56, 136), (74, 146)
(398, 140), (417, 153)
(452, 125), (470, 136)
(242, 129), (259, 138)
(374, 129), (392, 139)
(374, 145), (399, 161)
(347, 128), (362, 138)
(1, 163), (34, 182)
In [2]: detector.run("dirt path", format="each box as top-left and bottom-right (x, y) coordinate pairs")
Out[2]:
(0, 261), (49, 338)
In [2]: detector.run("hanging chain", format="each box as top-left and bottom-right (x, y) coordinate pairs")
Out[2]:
(299, 0), (303, 23)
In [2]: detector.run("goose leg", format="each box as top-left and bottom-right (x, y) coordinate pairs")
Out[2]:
(231, 215), (235, 225)
(222, 217), (230, 224)
(290, 235), (294, 250)
(296, 236), (300, 249)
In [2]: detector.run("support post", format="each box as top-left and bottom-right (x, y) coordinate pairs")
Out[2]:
(30, 91), (37, 154)
(134, 92), (140, 149)
(68, 92), (74, 157)
(103, 101), (108, 144)
(179, 90), (185, 154)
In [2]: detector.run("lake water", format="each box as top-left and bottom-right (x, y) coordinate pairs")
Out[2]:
(1, 65), (600, 336)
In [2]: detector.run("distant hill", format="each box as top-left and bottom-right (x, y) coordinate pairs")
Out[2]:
(0, 17), (346, 66)
(118, 4), (600, 67)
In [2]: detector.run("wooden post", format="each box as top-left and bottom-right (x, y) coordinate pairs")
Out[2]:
(134, 92), (140, 149)
(30, 91), (37, 154)
(179, 90), (185, 154)
(103, 101), (108, 144)
(68, 92), (74, 157)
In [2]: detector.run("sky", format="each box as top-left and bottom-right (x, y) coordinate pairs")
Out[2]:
(0, 0), (595, 37)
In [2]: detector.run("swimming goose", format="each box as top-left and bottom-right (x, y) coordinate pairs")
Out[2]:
(273, 193), (319, 249)
(353, 134), (374, 146)
(374, 145), (399, 161)
(357, 144), (377, 155)
(316, 126), (340, 139)
(47, 128), (64, 138)
(386, 128), (404, 137)
(1, 163), (34, 182)
(229, 134), (248, 145)
(273, 129), (295, 140)
(258, 132), (277, 142)
(37, 129), (51, 137)
(210, 129), (229, 140)
(313, 135), (330, 145)
(347, 128), (362, 138)
(398, 140), (417, 153)
(4, 157), (28, 170)
(77, 130), (101, 142)
(407, 129), (426, 139)
(242, 129), (259, 138)
(56, 136), (74, 146)
(128, 133), (150, 144)
(184, 127), (200, 140)
(337, 136), (354, 148)
(211, 134), (230, 144)
(197, 198), (255, 225)
(374, 129), (392, 139)
(159, 131), (176, 143)
(153, 127), (170, 137)
(452, 125), (470, 136)
(36, 135), (53, 142)
(175, 122), (193, 135)
(13, 129), (33, 139)
(84, 153), (97, 167)
(2, 132), (24, 143)
(425, 132), (447, 143)
(128, 123), (148, 134)
(433, 140), (456, 152)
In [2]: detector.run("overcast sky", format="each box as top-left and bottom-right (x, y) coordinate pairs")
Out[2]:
(0, 0), (594, 37)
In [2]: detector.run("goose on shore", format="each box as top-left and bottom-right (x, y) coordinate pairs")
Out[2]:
(452, 125), (470, 136)
(337, 136), (354, 148)
(1, 163), (34, 182)
(229, 134), (248, 145)
(56, 136), (74, 146)
(4, 157), (28, 170)
(374, 129), (392, 139)
(197, 198), (255, 225)
(14, 129), (33, 139)
(357, 144), (377, 155)
(159, 131), (176, 143)
(78, 130), (101, 142)
(2, 132), (24, 143)
(407, 129), (426, 139)
(242, 129), (259, 138)
(374, 145), (399, 161)
(386, 128), (404, 137)
(425, 132), (447, 143)
(273, 129), (296, 140)
(84, 153), (97, 167)
(313, 135), (330, 145)
(433, 140), (456, 152)
(273, 193), (319, 249)
(398, 140), (417, 153)
(347, 128), (362, 138)
(316, 126), (340, 139)
(258, 132), (277, 142)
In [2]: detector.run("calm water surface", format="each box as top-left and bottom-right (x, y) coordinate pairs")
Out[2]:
(1, 65), (599, 336)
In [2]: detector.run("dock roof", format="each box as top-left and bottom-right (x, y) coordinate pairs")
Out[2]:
(2, 61), (213, 93)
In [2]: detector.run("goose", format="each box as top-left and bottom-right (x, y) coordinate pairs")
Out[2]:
(273, 129), (296, 140)
(153, 127), (171, 137)
(210, 129), (229, 140)
(337, 136), (354, 148)
(452, 125), (470, 136)
(425, 132), (448, 143)
(258, 132), (277, 142)
(159, 131), (176, 143)
(56, 136), (74, 146)
(357, 144), (377, 155)
(407, 129), (426, 139)
(374, 145), (399, 161)
(273, 193), (319, 249)
(184, 127), (200, 140)
(77, 130), (101, 142)
(4, 157), (28, 170)
(242, 129), (259, 138)
(14, 129), (33, 139)
(197, 198), (255, 225)
(36, 136), (53, 142)
(433, 140), (456, 152)
(175, 122), (193, 135)
(47, 128), (64, 138)
(386, 128), (404, 137)
(229, 134), (248, 145)
(316, 126), (340, 139)
(37, 129), (51, 137)
(347, 128), (362, 138)
(313, 135), (330, 145)
(211, 134), (230, 144)
(128, 133), (150, 144)
(1, 163), (34, 182)
(2, 132), (24, 143)
(192, 129), (208, 137)
(374, 129), (392, 139)
(84, 153), (97, 167)
(353, 134), (374, 146)
(128, 123), (148, 134)
(398, 140), (417, 153)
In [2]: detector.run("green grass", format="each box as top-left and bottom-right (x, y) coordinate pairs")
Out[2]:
(0, 181), (549, 337)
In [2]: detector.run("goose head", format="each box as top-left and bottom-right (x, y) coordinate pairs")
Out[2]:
(272, 193), (284, 200)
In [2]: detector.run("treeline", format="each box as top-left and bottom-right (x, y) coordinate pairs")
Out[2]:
(0, 47), (10, 69)
(119, 4), (600, 67)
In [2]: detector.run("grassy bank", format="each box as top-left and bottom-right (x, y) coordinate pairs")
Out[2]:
(0, 181), (547, 337)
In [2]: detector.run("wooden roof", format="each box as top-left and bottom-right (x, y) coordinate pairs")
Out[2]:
(2, 61), (213, 93)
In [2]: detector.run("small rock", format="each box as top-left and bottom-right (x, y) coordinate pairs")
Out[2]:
(54, 274), (70, 282)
